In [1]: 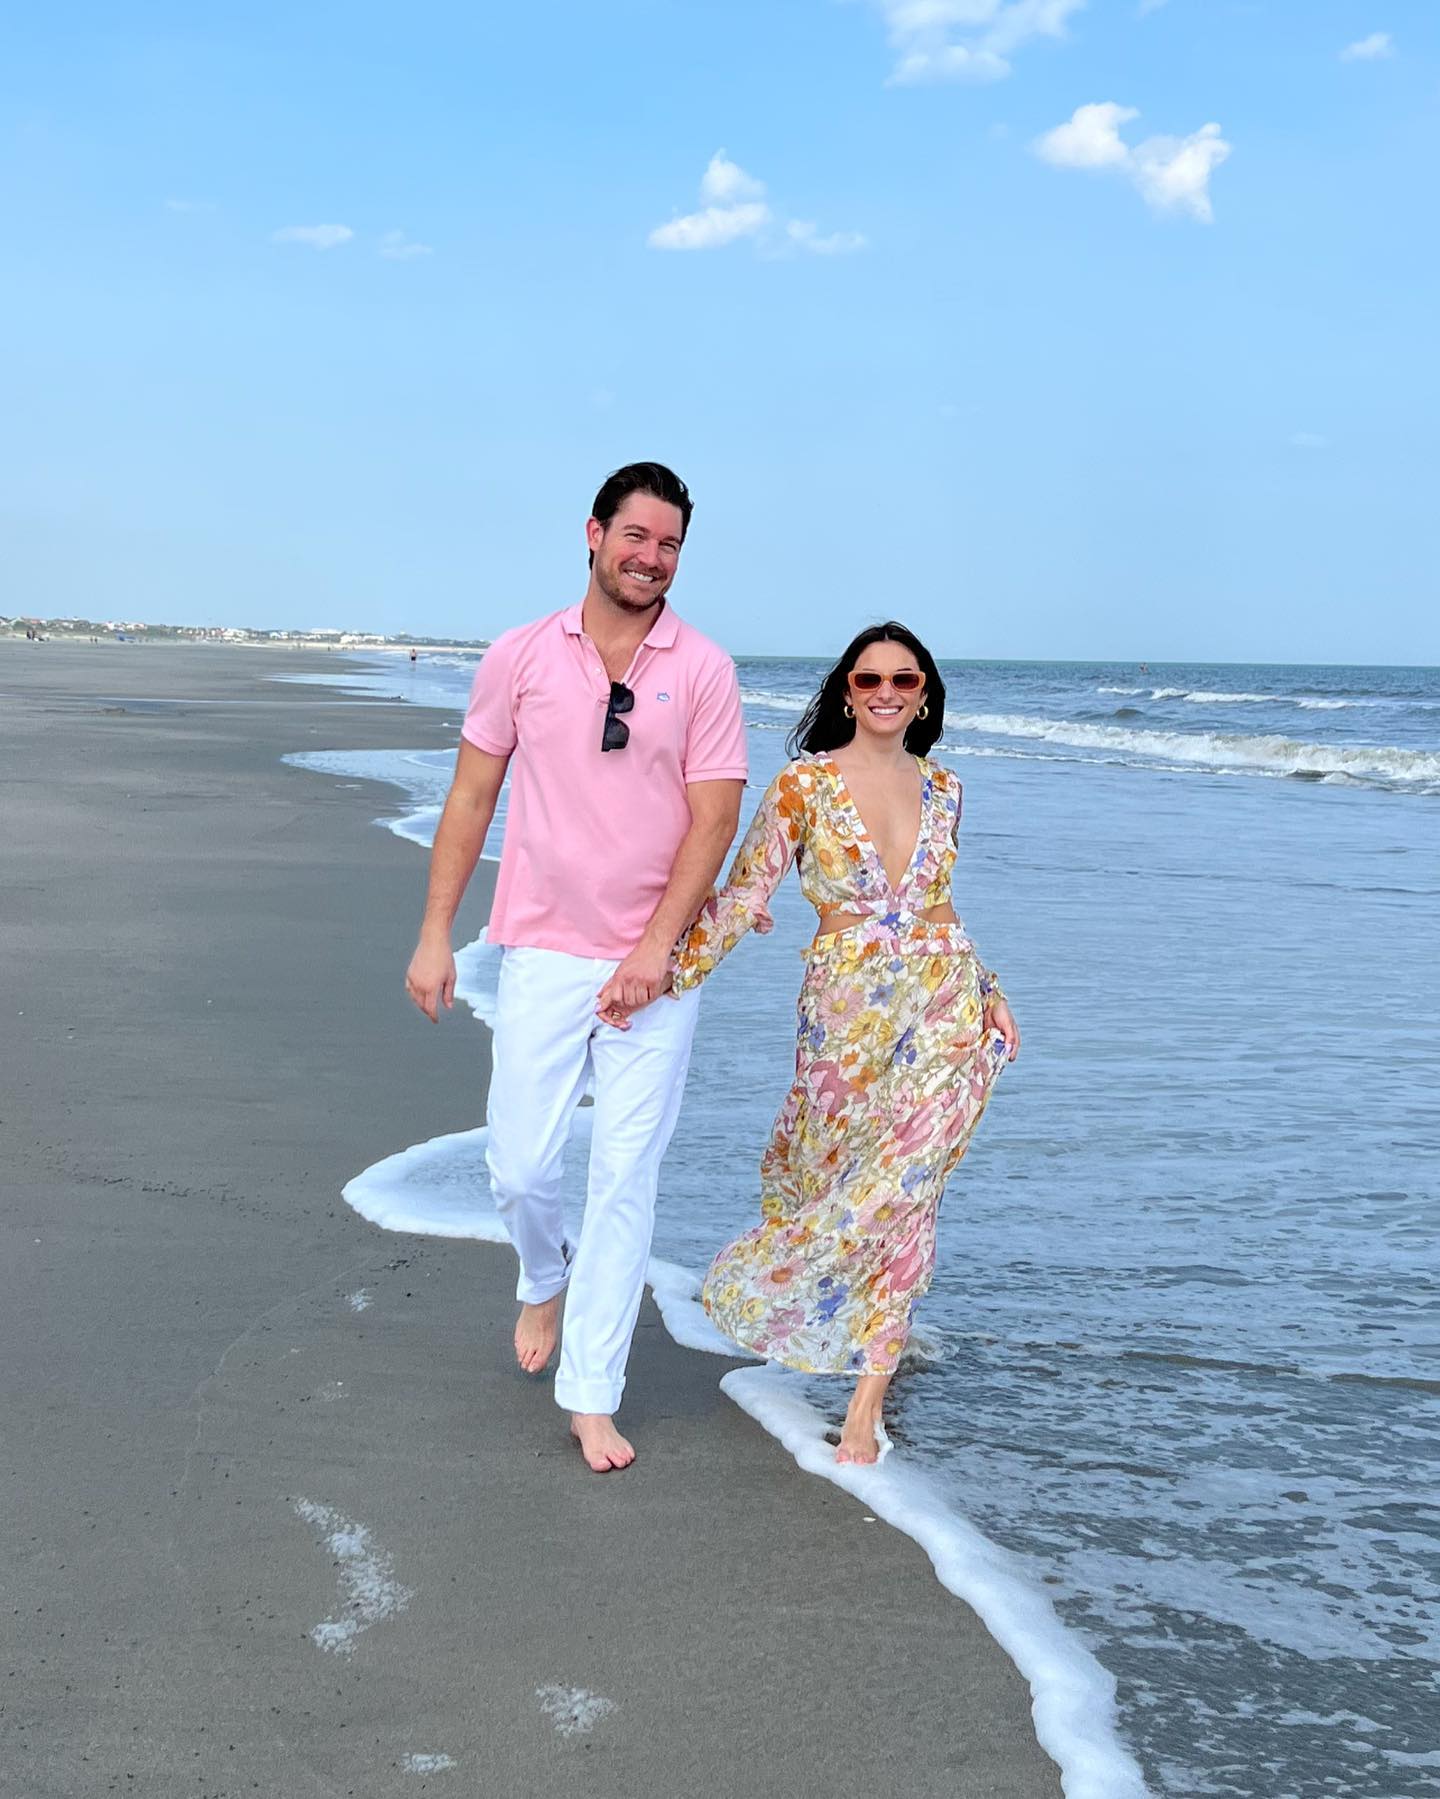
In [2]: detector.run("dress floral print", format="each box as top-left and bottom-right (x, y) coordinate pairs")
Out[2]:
(673, 754), (1008, 1377)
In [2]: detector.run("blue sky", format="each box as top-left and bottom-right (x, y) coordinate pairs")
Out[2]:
(3, 2), (1436, 662)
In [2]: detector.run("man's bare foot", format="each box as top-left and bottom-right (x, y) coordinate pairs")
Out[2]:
(570, 1413), (635, 1472)
(514, 1296), (561, 1374)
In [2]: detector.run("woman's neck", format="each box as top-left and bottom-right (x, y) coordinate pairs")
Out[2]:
(835, 735), (914, 772)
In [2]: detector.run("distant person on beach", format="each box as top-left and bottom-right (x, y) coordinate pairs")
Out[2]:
(603, 623), (1020, 1464)
(404, 462), (746, 1472)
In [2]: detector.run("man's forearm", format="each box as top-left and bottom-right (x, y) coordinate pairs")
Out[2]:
(636, 815), (736, 957)
(419, 790), (497, 941)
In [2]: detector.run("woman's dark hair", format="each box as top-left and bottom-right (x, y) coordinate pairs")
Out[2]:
(788, 621), (946, 758)
(588, 461), (693, 566)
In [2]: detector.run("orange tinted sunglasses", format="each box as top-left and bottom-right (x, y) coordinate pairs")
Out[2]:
(851, 670), (923, 692)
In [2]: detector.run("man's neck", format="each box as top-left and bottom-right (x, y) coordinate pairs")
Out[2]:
(580, 588), (665, 657)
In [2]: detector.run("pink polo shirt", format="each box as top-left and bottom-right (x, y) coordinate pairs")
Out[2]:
(461, 603), (748, 960)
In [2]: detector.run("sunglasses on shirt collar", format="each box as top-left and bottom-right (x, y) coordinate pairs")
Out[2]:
(601, 681), (634, 752)
(850, 669), (924, 692)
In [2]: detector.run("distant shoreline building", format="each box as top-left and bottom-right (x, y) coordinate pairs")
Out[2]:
(6, 614), (489, 651)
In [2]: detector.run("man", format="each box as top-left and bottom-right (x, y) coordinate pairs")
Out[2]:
(404, 463), (746, 1472)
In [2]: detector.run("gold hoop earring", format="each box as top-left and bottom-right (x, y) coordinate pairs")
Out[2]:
(917, 703), (929, 720)
(843, 703), (855, 718)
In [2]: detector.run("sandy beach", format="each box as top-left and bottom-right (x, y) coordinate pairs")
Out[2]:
(1, 640), (1062, 1798)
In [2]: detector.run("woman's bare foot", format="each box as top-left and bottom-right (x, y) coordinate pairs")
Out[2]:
(570, 1413), (636, 1472)
(835, 1411), (885, 1464)
(835, 1372), (892, 1465)
(514, 1296), (561, 1374)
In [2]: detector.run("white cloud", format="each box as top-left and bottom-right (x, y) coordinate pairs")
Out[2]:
(787, 220), (868, 255)
(1130, 124), (1230, 221)
(1034, 100), (1136, 168)
(1290, 432), (1329, 450)
(165, 197), (216, 214)
(272, 224), (354, 250)
(987, 0), (1082, 55)
(650, 150), (771, 249)
(1034, 103), (1231, 221)
(1137, 0), (1168, 14)
(871, 0), (1085, 86)
(1340, 31), (1394, 61)
(378, 230), (433, 261)
(699, 150), (767, 206)
(649, 201), (771, 251)
(892, 43), (1010, 82)
(649, 153), (863, 255)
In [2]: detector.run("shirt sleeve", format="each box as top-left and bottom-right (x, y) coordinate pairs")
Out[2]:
(682, 652), (748, 784)
(671, 764), (806, 992)
(460, 634), (521, 756)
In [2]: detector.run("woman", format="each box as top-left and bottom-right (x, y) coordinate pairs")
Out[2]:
(671, 623), (1020, 1464)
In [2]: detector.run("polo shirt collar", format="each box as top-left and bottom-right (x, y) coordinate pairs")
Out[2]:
(563, 599), (681, 648)
(643, 603), (680, 649)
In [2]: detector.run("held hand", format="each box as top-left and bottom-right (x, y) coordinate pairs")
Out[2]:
(985, 996), (1021, 1061)
(596, 944), (671, 1020)
(405, 938), (456, 1023)
(596, 964), (675, 1032)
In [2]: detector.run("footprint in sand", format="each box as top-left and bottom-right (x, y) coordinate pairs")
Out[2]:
(292, 1498), (414, 1655)
(535, 1684), (617, 1738)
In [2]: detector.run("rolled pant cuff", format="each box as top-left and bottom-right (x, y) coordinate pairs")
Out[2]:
(554, 1375), (625, 1416)
(515, 1271), (570, 1306)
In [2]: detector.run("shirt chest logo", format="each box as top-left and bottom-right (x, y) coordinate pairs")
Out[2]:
(655, 691), (671, 702)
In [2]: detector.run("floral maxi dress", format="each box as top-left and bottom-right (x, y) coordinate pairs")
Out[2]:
(672, 754), (1008, 1377)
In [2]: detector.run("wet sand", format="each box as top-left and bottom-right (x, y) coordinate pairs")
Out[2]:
(0, 639), (1062, 1798)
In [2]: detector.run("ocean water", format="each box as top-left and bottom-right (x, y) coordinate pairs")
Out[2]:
(289, 652), (1439, 1799)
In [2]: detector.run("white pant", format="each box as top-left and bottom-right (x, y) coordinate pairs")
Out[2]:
(485, 945), (701, 1415)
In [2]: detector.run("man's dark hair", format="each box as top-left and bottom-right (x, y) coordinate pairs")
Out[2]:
(588, 462), (693, 566)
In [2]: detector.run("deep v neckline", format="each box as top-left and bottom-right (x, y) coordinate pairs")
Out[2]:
(823, 755), (929, 897)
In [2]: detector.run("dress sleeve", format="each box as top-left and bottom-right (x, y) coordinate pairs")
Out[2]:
(671, 764), (807, 992)
(950, 775), (1006, 1009)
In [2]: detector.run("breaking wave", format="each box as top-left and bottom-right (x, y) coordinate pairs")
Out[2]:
(945, 712), (1440, 790)
(1098, 685), (1357, 709)
(738, 685), (807, 715)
